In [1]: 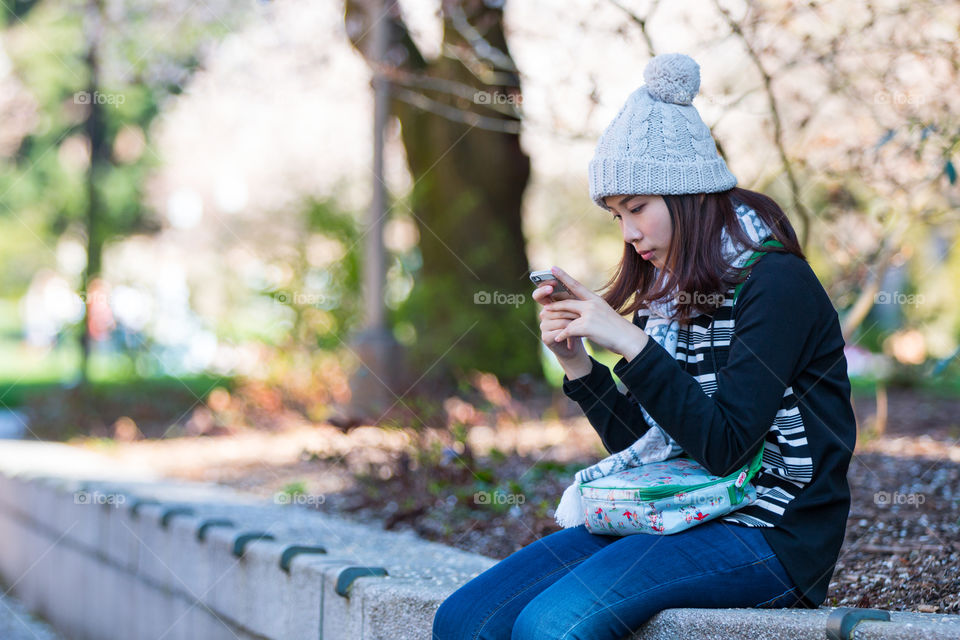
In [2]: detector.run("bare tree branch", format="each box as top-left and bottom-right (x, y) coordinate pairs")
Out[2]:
(387, 67), (522, 120)
(445, 1), (518, 73)
(391, 86), (521, 134)
(606, 0), (660, 57)
(711, 0), (813, 248)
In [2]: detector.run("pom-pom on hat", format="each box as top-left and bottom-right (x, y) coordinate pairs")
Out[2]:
(588, 53), (737, 210)
(644, 52), (701, 105)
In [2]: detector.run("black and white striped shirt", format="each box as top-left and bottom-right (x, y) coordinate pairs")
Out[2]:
(562, 250), (856, 607)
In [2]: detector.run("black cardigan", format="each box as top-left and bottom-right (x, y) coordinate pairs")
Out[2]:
(561, 250), (856, 607)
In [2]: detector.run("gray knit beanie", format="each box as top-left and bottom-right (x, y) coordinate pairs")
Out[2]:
(588, 53), (737, 210)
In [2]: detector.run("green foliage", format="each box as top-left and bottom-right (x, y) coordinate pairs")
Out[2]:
(0, 0), (249, 382)
(4, 372), (232, 440)
(527, 459), (584, 481)
(487, 447), (507, 464)
(253, 197), (386, 356)
(279, 481), (307, 499)
(854, 311), (894, 354)
(391, 270), (540, 384)
(0, 0), (42, 24)
(302, 199), (364, 350)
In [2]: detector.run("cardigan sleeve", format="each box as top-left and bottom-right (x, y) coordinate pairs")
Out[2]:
(611, 253), (823, 476)
(562, 354), (652, 455)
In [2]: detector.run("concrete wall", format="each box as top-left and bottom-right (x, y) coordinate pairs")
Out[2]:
(0, 441), (493, 640)
(0, 441), (957, 640)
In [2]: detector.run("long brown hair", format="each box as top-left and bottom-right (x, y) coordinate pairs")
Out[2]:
(600, 187), (805, 323)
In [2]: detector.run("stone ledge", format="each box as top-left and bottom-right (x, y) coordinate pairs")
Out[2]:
(630, 607), (960, 640)
(0, 440), (956, 639)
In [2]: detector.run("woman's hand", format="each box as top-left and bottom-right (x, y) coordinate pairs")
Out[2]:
(544, 267), (649, 360)
(533, 280), (586, 362)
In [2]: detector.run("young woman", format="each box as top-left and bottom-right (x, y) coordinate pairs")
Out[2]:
(432, 53), (856, 640)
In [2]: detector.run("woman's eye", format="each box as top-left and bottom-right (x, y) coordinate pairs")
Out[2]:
(613, 214), (621, 220)
(630, 206), (644, 214)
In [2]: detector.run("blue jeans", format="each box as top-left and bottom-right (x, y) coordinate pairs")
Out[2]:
(432, 520), (803, 640)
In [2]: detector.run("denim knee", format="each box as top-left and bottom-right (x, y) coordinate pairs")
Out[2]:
(432, 590), (471, 640)
(511, 596), (581, 640)
(511, 602), (554, 640)
(434, 584), (506, 640)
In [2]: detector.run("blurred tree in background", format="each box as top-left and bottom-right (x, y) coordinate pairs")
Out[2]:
(344, 0), (538, 387)
(0, 0), (958, 441)
(0, 0), (243, 382)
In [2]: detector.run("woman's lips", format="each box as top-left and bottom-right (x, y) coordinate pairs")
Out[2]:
(640, 250), (655, 260)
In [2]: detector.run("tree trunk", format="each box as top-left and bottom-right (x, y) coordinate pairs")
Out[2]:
(80, 0), (108, 385)
(344, 0), (538, 391)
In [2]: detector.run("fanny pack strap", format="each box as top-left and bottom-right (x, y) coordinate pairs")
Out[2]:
(729, 237), (784, 485)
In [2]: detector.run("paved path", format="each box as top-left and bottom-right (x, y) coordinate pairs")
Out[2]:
(0, 591), (63, 640)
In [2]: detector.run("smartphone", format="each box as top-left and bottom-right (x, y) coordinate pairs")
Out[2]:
(529, 270), (573, 300)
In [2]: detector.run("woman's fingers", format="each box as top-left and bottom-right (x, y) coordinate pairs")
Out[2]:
(553, 318), (582, 342)
(549, 267), (596, 301)
(539, 308), (578, 320)
(534, 286), (576, 308)
(543, 298), (586, 315)
(532, 285), (558, 305)
(541, 327), (566, 346)
(540, 317), (574, 333)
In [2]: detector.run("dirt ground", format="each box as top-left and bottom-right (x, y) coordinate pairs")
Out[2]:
(82, 386), (960, 614)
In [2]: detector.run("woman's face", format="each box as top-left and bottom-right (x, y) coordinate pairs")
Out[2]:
(603, 194), (673, 271)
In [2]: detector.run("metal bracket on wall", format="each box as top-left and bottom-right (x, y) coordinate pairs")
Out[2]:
(231, 531), (276, 557)
(160, 506), (195, 528)
(196, 518), (235, 542)
(279, 545), (328, 573)
(825, 607), (891, 640)
(335, 566), (389, 597)
(130, 498), (161, 518)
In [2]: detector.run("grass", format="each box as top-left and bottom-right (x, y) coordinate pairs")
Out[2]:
(0, 306), (233, 409)
(0, 341), (232, 409)
(850, 368), (960, 400)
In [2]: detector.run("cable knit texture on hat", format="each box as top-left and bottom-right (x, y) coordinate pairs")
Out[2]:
(589, 53), (737, 209)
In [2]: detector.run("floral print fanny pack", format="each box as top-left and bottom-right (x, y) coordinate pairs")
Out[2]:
(577, 447), (764, 535)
